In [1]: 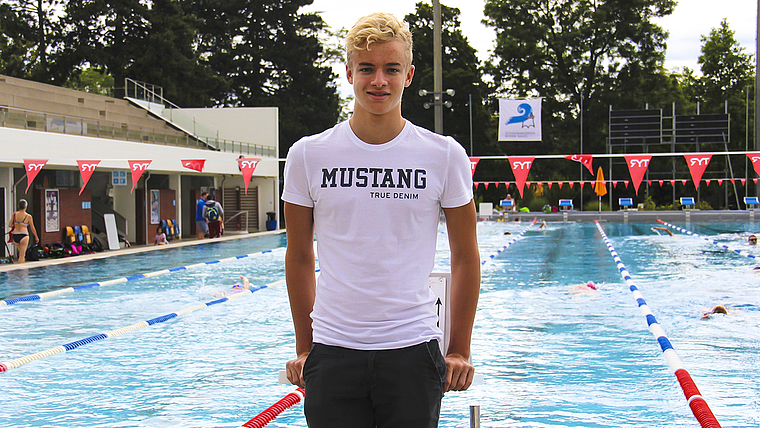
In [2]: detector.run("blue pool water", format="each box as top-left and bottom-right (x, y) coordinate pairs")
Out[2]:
(1, 222), (759, 427)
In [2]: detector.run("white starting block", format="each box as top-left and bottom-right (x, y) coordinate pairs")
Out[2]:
(278, 272), (482, 386)
(680, 197), (696, 210)
(744, 196), (759, 210)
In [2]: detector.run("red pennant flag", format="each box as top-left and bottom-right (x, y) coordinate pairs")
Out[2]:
(579, 181), (585, 188)
(237, 158), (261, 194)
(469, 157), (480, 177)
(705, 179), (711, 186)
(612, 181), (618, 189)
(730, 179), (735, 185)
(624, 155), (652, 195)
(755, 179), (759, 184)
(681, 179), (688, 186)
(182, 159), (206, 172)
(747, 153), (760, 177)
(547, 182), (553, 189)
(670, 180), (675, 186)
(558, 182), (563, 189)
(569, 181), (575, 189)
(658, 180), (663, 187)
(684, 154), (712, 190)
(565, 154), (594, 175)
(718, 179), (723, 186)
(647, 180), (652, 185)
(128, 160), (152, 193)
(77, 160), (101, 195)
(741, 179), (746, 185)
(624, 180), (630, 188)
(484, 182), (490, 189)
(508, 157), (534, 197)
(23, 159), (48, 193)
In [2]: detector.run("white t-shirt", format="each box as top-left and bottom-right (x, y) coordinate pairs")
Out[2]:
(282, 120), (473, 350)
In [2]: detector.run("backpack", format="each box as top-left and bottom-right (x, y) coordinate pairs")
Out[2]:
(26, 244), (44, 261)
(205, 205), (220, 222)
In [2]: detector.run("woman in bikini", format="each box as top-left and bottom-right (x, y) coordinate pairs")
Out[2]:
(7, 199), (39, 263)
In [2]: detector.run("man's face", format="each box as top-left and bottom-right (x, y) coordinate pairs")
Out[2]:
(346, 40), (414, 119)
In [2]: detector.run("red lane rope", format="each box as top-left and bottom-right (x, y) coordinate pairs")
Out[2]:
(242, 388), (305, 428)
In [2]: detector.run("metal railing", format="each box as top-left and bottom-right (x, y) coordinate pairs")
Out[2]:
(0, 105), (276, 157)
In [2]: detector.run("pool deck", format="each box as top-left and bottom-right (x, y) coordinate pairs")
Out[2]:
(3, 209), (758, 273)
(0, 230), (285, 273)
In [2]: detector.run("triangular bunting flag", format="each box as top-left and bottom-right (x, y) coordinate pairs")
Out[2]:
(508, 157), (535, 197)
(624, 155), (652, 195)
(128, 160), (152, 193)
(23, 159), (48, 193)
(565, 154), (594, 175)
(182, 159), (206, 172)
(237, 158), (261, 195)
(77, 160), (101, 195)
(684, 154), (712, 190)
(469, 157), (480, 177)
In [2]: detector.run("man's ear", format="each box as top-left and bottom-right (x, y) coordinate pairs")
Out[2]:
(346, 63), (354, 84)
(404, 64), (415, 88)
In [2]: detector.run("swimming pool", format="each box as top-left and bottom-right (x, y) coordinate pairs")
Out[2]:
(1, 221), (758, 427)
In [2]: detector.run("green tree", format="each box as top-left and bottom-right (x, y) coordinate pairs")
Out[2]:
(402, 2), (497, 161)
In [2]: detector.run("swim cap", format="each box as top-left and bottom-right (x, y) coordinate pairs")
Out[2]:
(586, 281), (597, 290)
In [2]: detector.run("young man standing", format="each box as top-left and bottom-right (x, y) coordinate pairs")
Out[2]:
(282, 12), (480, 428)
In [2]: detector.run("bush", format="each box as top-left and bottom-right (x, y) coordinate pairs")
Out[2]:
(528, 197), (549, 212)
(584, 200), (610, 211)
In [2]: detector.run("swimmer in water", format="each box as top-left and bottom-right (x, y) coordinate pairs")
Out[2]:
(539, 220), (547, 229)
(569, 281), (598, 295)
(651, 227), (674, 236)
(701, 305), (728, 320)
(212, 275), (252, 297)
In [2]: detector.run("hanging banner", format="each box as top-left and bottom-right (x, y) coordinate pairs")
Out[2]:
(469, 157), (480, 177)
(128, 160), (152, 193)
(182, 159), (206, 172)
(77, 160), (101, 195)
(683, 154), (712, 190)
(498, 98), (542, 141)
(24, 159), (48, 193)
(508, 157), (534, 197)
(624, 155), (651, 195)
(237, 158), (261, 195)
(565, 154), (594, 175)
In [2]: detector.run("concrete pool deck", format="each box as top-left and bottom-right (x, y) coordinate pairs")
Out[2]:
(0, 229), (285, 274)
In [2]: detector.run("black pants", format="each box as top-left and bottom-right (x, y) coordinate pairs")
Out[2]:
(303, 340), (446, 428)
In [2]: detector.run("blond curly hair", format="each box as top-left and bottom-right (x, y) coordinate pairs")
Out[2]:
(345, 12), (413, 68)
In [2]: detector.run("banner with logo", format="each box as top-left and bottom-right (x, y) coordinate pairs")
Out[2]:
(747, 153), (760, 177)
(77, 160), (100, 195)
(624, 155), (652, 195)
(237, 158), (261, 194)
(498, 98), (542, 141)
(508, 157), (534, 197)
(24, 159), (48, 193)
(128, 160), (152, 193)
(683, 154), (712, 190)
(182, 159), (206, 172)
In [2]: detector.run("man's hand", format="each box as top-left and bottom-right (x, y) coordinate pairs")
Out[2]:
(444, 353), (475, 392)
(285, 352), (309, 388)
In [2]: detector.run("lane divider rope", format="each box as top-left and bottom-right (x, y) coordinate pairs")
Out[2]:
(0, 247), (285, 307)
(0, 279), (285, 373)
(481, 220), (537, 266)
(241, 388), (305, 428)
(594, 221), (721, 428)
(656, 219), (757, 261)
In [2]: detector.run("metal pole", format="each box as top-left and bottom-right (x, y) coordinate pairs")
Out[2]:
(433, 0), (443, 134)
(755, 0), (759, 152)
(469, 93), (473, 155)
(470, 405), (480, 428)
(580, 90), (584, 210)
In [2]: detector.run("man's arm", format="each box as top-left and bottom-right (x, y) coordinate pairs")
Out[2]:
(442, 199), (480, 392)
(283, 202), (316, 388)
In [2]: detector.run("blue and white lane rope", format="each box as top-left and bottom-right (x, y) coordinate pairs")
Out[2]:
(0, 279), (284, 373)
(656, 219), (757, 260)
(0, 247), (285, 307)
(594, 221), (721, 428)
(481, 220), (537, 266)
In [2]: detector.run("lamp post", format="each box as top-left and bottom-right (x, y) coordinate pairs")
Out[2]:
(419, 88), (456, 133)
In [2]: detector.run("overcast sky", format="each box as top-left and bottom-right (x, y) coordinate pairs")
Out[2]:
(303, 0), (757, 76)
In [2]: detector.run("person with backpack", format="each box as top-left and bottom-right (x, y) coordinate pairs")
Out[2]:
(203, 197), (224, 239)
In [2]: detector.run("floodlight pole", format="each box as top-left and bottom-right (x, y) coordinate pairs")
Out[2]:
(434, 0), (443, 134)
(755, 0), (759, 152)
